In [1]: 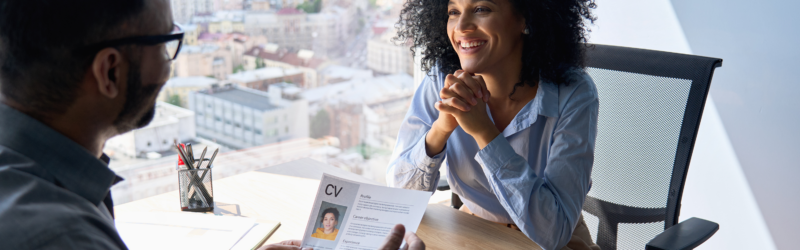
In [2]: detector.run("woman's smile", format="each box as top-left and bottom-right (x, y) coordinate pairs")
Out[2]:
(457, 38), (488, 55)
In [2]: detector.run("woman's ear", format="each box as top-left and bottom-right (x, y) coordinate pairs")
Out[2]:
(91, 48), (124, 99)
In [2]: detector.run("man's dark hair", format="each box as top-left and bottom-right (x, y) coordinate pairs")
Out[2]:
(320, 207), (340, 223)
(0, 0), (146, 117)
(395, 0), (596, 89)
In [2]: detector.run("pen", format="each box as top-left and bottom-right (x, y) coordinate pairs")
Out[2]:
(186, 143), (195, 167)
(196, 147), (207, 169)
(206, 148), (219, 169)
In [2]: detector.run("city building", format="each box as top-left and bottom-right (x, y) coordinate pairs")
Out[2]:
(183, 24), (200, 46)
(243, 44), (332, 88)
(192, 10), (246, 34)
(188, 84), (309, 149)
(170, 0), (215, 24)
(157, 76), (219, 107)
(227, 66), (304, 90)
(105, 102), (196, 159)
(198, 32), (264, 68)
(318, 65), (373, 85)
(302, 73), (414, 149)
(249, 0), (271, 11)
(244, 8), (343, 57)
(213, 0), (244, 11)
(172, 44), (234, 80)
(367, 26), (414, 75)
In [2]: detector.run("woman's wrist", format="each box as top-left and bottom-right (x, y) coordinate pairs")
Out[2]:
(425, 121), (453, 157)
(474, 126), (501, 150)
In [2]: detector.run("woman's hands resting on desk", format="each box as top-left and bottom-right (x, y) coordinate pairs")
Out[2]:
(257, 224), (424, 250)
(426, 70), (501, 154)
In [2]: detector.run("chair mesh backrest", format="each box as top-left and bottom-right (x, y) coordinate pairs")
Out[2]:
(580, 44), (722, 250)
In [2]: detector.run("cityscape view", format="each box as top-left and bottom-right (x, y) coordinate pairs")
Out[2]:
(104, 0), (423, 204)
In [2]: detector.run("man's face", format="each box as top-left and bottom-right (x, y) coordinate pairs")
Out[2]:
(112, 0), (174, 134)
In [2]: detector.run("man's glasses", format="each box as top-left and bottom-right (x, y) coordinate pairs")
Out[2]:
(81, 23), (185, 60)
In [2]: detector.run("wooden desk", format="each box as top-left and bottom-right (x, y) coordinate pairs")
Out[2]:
(115, 160), (540, 249)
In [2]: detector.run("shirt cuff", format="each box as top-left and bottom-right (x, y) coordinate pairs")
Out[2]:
(474, 134), (516, 175)
(411, 130), (447, 172)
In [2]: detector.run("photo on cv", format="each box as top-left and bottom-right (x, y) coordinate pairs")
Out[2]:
(310, 201), (349, 241)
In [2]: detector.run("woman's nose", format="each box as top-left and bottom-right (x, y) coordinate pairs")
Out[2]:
(455, 14), (477, 33)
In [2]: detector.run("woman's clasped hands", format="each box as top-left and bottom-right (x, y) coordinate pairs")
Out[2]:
(433, 70), (501, 148)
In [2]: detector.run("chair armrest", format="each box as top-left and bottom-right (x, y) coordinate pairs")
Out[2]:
(646, 217), (719, 250)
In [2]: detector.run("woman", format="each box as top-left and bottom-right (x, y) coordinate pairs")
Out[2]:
(311, 207), (340, 240)
(387, 0), (599, 249)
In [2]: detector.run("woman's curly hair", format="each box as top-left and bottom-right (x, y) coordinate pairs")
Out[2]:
(394, 0), (597, 88)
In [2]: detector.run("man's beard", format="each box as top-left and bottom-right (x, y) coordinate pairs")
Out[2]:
(112, 63), (162, 134)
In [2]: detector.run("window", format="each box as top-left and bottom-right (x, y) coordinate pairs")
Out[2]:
(106, 2), (414, 205)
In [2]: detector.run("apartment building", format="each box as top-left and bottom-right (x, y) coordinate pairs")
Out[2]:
(172, 44), (234, 80)
(227, 66), (304, 90)
(243, 44), (331, 88)
(244, 8), (342, 57)
(188, 84), (309, 149)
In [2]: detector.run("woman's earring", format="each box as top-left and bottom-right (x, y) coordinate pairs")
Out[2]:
(523, 28), (530, 35)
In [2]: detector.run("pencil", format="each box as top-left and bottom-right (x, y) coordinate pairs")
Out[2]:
(252, 222), (281, 250)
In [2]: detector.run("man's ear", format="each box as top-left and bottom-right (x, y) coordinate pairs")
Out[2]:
(91, 48), (124, 99)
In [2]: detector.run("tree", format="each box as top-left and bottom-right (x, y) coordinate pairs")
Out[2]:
(233, 64), (245, 73)
(310, 109), (331, 138)
(166, 93), (182, 107)
(255, 58), (266, 69)
(297, 0), (322, 13)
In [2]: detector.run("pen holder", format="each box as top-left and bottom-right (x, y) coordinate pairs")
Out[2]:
(177, 159), (214, 212)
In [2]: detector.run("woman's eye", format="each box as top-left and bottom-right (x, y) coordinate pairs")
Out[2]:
(448, 10), (459, 16)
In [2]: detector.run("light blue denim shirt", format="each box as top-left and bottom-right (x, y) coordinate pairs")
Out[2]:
(387, 66), (598, 250)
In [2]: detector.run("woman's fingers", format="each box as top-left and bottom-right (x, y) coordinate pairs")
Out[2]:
(473, 75), (490, 102)
(442, 96), (471, 112)
(448, 83), (477, 105)
(444, 74), (461, 91)
(455, 71), (484, 100)
(435, 100), (464, 114)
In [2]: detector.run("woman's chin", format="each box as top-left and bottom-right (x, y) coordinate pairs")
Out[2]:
(459, 63), (486, 74)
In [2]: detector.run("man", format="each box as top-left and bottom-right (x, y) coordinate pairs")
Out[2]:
(0, 0), (424, 249)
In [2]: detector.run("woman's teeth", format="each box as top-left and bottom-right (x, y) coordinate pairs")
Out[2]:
(460, 41), (486, 48)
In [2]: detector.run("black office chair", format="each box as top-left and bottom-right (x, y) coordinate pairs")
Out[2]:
(438, 44), (723, 249)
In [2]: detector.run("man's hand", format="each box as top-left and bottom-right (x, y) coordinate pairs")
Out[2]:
(379, 224), (425, 250)
(257, 239), (312, 250)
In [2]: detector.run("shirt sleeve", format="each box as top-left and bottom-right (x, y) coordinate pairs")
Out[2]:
(474, 80), (598, 250)
(386, 74), (447, 192)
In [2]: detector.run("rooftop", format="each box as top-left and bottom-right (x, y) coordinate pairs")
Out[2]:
(320, 65), (373, 80)
(303, 73), (414, 105)
(144, 102), (195, 128)
(181, 44), (220, 54)
(227, 67), (304, 83)
(277, 7), (304, 15)
(165, 76), (218, 88)
(244, 45), (329, 69)
(202, 86), (278, 111)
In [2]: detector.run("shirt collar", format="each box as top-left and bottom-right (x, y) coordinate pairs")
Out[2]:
(499, 77), (559, 137)
(0, 103), (122, 205)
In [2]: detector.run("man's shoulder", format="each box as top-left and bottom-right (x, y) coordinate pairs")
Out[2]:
(0, 167), (123, 249)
